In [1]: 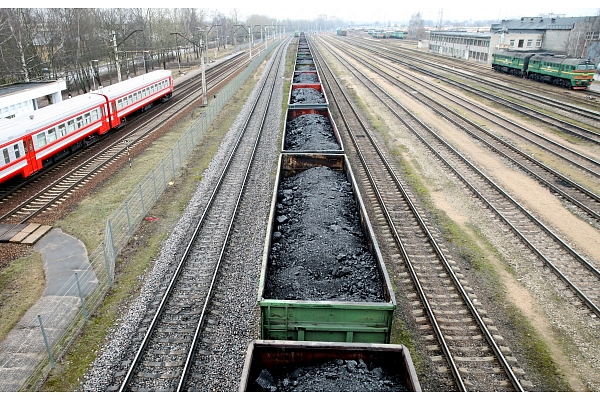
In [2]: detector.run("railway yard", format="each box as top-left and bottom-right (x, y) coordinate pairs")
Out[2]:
(1, 31), (600, 392)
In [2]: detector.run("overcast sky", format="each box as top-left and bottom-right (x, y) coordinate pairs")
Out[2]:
(22, 1), (600, 25)
(201, 1), (599, 24)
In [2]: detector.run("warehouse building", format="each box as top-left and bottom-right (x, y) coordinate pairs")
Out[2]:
(427, 15), (600, 65)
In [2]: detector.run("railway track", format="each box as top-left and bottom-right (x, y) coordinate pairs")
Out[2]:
(384, 38), (600, 111)
(116, 39), (287, 392)
(314, 32), (600, 329)
(320, 37), (600, 224)
(311, 36), (526, 392)
(0, 53), (249, 224)
(339, 36), (600, 143)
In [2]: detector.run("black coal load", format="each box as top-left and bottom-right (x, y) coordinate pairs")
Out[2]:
(284, 114), (340, 151)
(290, 88), (325, 105)
(295, 64), (316, 71)
(293, 72), (319, 83)
(252, 358), (408, 392)
(266, 166), (385, 302)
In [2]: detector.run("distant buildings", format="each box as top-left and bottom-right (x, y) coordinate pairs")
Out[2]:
(426, 15), (600, 65)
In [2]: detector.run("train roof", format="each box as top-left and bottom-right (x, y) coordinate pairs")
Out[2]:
(529, 54), (595, 66)
(95, 70), (172, 100)
(0, 94), (106, 145)
(493, 50), (539, 57)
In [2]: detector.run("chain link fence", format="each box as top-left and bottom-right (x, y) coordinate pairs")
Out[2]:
(0, 39), (280, 392)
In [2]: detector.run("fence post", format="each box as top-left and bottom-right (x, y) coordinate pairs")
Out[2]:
(102, 241), (113, 287)
(171, 149), (175, 179)
(139, 184), (145, 216)
(107, 220), (116, 259)
(38, 315), (55, 369)
(75, 273), (88, 321)
(177, 139), (182, 169)
(152, 170), (158, 202)
(125, 200), (132, 236)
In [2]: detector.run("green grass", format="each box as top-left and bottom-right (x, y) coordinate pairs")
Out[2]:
(0, 251), (44, 343)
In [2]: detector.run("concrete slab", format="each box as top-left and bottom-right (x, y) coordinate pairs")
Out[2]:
(34, 228), (97, 296)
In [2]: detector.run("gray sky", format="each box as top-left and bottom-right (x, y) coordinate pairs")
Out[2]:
(22, 1), (600, 24)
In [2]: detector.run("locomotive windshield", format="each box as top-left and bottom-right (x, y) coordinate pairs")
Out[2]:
(577, 63), (595, 70)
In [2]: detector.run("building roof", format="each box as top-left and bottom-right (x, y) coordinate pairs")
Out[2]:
(0, 81), (56, 99)
(491, 16), (592, 32)
(429, 31), (491, 39)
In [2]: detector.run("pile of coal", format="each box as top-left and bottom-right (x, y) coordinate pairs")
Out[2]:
(253, 358), (408, 392)
(284, 114), (340, 151)
(295, 64), (316, 71)
(266, 166), (385, 302)
(290, 88), (325, 104)
(293, 72), (319, 83)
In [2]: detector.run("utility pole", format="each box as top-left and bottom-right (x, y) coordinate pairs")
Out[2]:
(112, 31), (121, 83)
(113, 29), (142, 82)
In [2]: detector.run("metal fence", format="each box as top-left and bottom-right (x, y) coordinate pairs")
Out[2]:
(0, 39), (281, 392)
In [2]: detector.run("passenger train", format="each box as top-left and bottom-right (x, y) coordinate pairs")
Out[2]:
(0, 69), (173, 184)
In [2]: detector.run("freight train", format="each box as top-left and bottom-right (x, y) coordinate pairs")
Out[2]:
(0, 70), (173, 184)
(244, 33), (420, 393)
(491, 50), (596, 89)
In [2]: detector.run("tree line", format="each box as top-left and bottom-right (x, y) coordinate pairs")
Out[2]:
(0, 8), (340, 94)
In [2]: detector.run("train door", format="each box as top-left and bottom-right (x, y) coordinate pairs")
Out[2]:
(23, 137), (39, 175)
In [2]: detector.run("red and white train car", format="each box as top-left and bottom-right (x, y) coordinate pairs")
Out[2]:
(0, 69), (173, 184)
(95, 69), (173, 128)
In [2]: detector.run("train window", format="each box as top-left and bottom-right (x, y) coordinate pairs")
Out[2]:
(84, 113), (91, 124)
(3, 148), (10, 164)
(47, 128), (57, 142)
(67, 120), (75, 133)
(58, 124), (66, 137)
(133, 92), (138, 101)
(91, 109), (99, 121)
(138, 90), (141, 99)
(36, 133), (47, 148)
(117, 99), (123, 110)
(76, 116), (83, 129)
(48, 127), (58, 140)
(13, 144), (20, 159)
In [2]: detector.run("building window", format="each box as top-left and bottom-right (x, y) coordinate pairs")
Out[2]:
(526, 39), (532, 47)
(509, 39), (515, 47)
(536, 39), (542, 47)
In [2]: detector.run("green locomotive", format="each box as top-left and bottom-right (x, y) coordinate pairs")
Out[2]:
(491, 50), (596, 89)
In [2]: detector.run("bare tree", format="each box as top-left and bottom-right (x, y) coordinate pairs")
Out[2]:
(408, 12), (426, 40)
